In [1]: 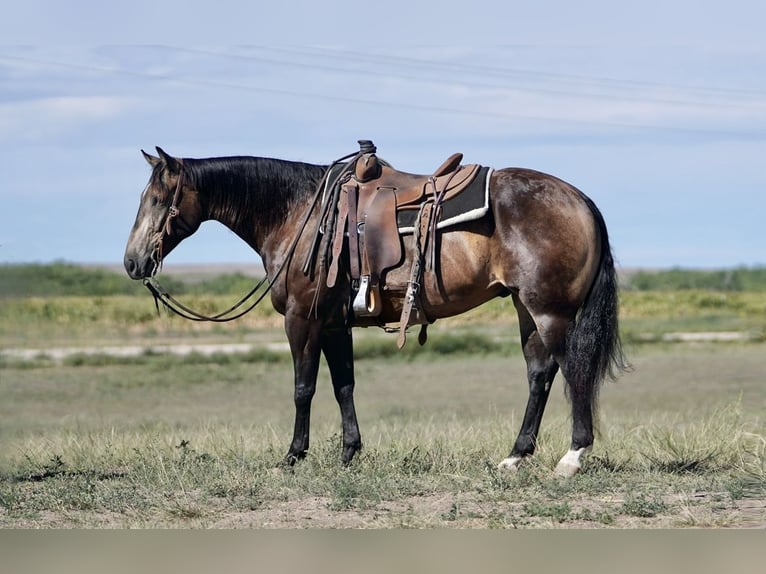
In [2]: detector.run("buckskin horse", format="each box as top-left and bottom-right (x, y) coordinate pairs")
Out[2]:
(123, 142), (626, 476)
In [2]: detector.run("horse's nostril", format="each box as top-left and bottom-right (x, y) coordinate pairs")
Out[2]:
(124, 256), (137, 276)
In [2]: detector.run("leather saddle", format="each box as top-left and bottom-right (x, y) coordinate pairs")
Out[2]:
(325, 142), (482, 340)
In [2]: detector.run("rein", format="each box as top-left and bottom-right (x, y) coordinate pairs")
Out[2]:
(143, 148), (363, 322)
(143, 275), (271, 322)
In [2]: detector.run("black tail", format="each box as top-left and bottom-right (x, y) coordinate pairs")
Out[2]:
(565, 196), (628, 428)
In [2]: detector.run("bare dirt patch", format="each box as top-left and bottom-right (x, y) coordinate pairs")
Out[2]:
(10, 489), (762, 529)
(210, 491), (766, 529)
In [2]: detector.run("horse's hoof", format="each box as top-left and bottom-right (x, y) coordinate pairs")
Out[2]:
(554, 461), (581, 477)
(554, 448), (589, 477)
(341, 445), (361, 466)
(284, 451), (306, 466)
(497, 456), (524, 472)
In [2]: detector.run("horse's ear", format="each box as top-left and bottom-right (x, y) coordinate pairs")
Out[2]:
(142, 149), (160, 168)
(155, 146), (181, 174)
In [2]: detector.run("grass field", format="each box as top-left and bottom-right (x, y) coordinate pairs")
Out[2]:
(1, 289), (764, 528)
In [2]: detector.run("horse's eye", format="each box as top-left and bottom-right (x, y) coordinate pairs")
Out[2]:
(150, 195), (159, 206)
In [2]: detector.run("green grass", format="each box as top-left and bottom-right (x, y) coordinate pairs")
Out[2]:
(3, 263), (765, 297)
(0, 262), (261, 298)
(618, 291), (766, 341)
(0, 294), (284, 348)
(2, 289), (764, 349)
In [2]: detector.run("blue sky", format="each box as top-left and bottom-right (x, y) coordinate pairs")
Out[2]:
(1, 2), (764, 270)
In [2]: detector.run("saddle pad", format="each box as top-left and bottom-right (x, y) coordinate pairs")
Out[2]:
(396, 166), (493, 233)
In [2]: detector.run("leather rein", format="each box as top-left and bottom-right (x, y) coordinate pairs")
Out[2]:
(142, 149), (361, 322)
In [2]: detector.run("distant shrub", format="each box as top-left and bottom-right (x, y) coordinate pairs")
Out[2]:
(0, 262), (145, 297)
(3, 262), (765, 299)
(624, 266), (766, 292)
(0, 262), (263, 298)
(183, 273), (261, 296)
(353, 332), (509, 361)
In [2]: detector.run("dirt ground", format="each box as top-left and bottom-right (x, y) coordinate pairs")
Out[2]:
(5, 489), (764, 529)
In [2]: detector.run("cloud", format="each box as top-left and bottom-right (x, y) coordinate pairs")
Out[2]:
(0, 96), (134, 142)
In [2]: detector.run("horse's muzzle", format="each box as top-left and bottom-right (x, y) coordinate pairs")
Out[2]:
(124, 253), (154, 280)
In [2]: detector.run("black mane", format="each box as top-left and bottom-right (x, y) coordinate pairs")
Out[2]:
(183, 156), (327, 231)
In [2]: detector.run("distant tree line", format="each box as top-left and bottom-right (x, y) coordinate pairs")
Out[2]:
(0, 262), (263, 298)
(1, 262), (765, 297)
(622, 266), (766, 291)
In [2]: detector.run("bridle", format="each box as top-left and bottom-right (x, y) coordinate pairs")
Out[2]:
(142, 148), (363, 322)
(150, 160), (186, 276)
(143, 157), (278, 322)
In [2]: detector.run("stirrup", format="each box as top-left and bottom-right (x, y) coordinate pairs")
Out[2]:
(352, 275), (382, 317)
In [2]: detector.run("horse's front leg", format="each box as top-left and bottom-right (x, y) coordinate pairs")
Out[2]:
(321, 328), (362, 464)
(284, 312), (322, 465)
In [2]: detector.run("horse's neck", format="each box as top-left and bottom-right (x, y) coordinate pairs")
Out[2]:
(202, 186), (251, 241)
(196, 157), (322, 254)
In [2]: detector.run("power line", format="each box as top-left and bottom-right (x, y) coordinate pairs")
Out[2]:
(156, 45), (765, 109)
(247, 45), (766, 101)
(1, 50), (764, 139)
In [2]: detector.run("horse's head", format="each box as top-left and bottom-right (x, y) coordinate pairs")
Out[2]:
(124, 147), (203, 279)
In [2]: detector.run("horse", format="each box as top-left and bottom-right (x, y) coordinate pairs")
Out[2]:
(124, 144), (626, 476)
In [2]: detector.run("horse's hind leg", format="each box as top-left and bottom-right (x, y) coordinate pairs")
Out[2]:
(321, 328), (362, 464)
(554, 356), (596, 478)
(498, 294), (559, 471)
(521, 308), (597, 477)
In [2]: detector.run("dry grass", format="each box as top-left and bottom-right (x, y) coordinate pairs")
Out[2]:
(2, 289), (764, 527)
(1, 342), (764, 528)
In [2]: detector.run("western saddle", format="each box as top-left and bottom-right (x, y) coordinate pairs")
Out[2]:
(309, 140), (482, 347)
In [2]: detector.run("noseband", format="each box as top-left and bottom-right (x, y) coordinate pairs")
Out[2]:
(151, 161), (185, 275)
